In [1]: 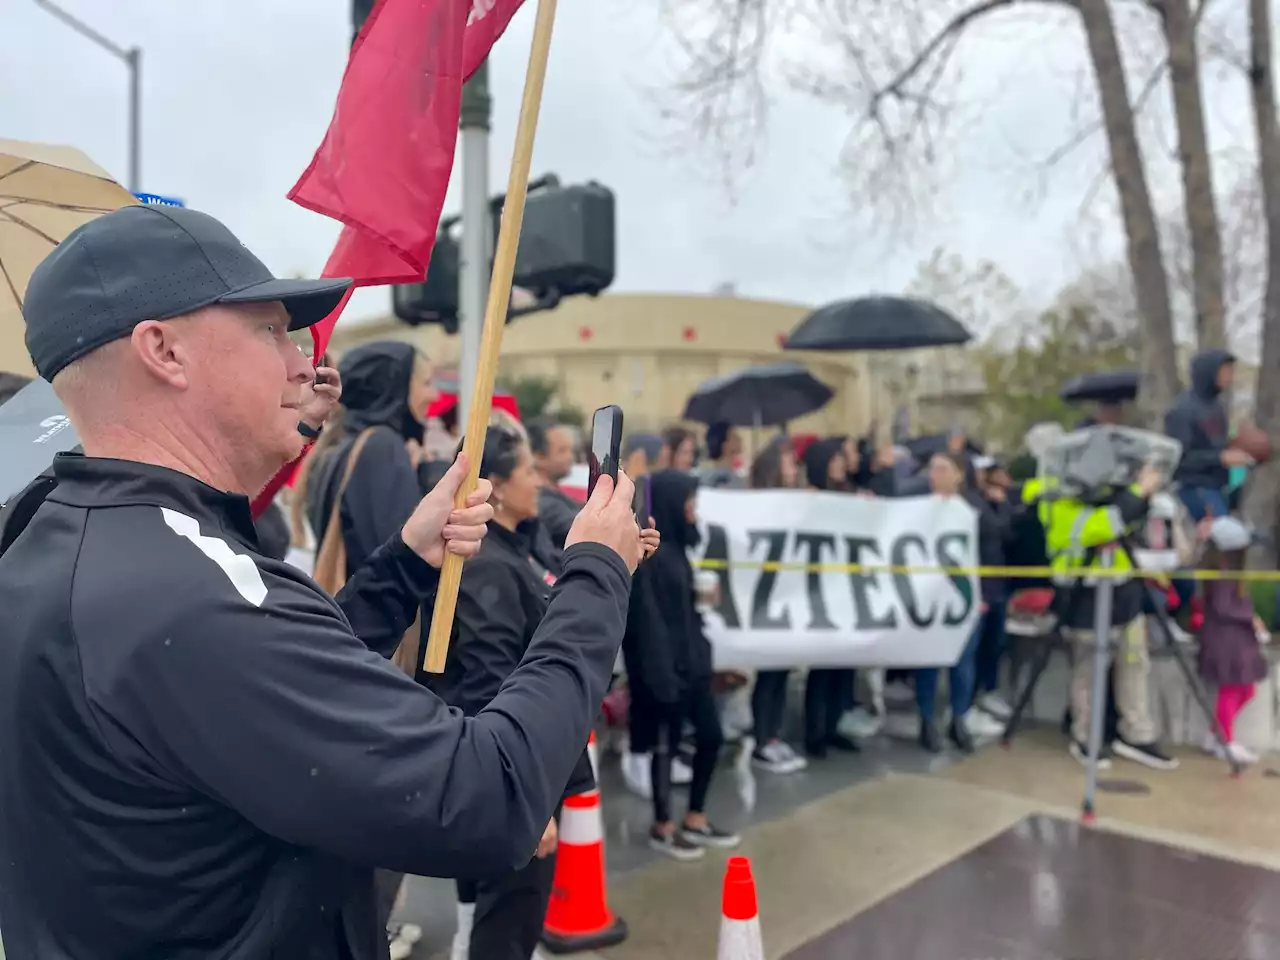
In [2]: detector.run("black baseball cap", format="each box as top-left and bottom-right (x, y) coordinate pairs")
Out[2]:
(22, 205), (353, 381)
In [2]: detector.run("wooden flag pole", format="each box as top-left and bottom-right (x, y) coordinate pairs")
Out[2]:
(423, 0), (559, 673)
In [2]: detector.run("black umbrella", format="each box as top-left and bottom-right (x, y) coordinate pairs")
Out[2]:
(783, 296), (972, 352)
(1059, 370), (1139, 405)
(682, 362), (833, 427)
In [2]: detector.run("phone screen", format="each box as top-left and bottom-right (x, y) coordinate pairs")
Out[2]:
(587, 405), (623, 496)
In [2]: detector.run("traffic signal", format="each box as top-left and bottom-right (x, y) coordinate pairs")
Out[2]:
(508, 180), (616, 299)
(392, 233), (460, 333)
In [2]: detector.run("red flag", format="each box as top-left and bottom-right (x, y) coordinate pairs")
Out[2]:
(289, 0), (526, 362)
(252, 0), (525, 517)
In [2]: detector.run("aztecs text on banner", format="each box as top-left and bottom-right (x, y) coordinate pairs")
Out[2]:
(692, 490), (981, 670)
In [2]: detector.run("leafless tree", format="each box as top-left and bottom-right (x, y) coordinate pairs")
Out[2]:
(659, 0), (1181, 423)
(1153, 0), (1227, 351)
(1243, 0), (1280, 564)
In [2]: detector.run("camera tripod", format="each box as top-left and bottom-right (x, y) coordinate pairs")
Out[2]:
(999, 538), (1243, 818)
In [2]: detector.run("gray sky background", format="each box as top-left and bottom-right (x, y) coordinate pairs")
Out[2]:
(2, 0), (1256, 331)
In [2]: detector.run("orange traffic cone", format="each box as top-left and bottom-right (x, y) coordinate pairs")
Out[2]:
(540, 760), (627, 954)
(717, 856), (764, 960)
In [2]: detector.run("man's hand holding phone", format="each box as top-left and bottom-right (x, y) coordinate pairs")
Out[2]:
(566, 471), (644, 573)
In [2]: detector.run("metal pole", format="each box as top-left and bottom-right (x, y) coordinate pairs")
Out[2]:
(1081, 547), (1115, 822)
(32, 2), (140, 191)
(458, 60), (493, 425)
(127, 47), (141, 194)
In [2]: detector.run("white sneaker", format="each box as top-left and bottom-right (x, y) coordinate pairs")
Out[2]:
(671, 755), (694, 786)
(977, 692), (1013, 720)
(838, 706), (883, 740)
(1207, 738), (1259, 765)
(963, 708), (1005, 739)
(622, 752), (652, 799)
(388, 935), (413, 960)
(751, 740), (807, 774)
(391, 922), (422, 945)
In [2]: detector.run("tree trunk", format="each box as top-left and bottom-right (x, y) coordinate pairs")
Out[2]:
(1244, 0), (1280, 567)
(1160, 0), (1227, 351)
(1075, 0), (1179, 427)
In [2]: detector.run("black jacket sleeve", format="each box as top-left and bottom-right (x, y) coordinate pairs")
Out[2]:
(342, 428), (423, 567)
(90, 537), (631, 881)
(335, 534), (440, 660)
(866, 468), (897, 498)
(1165, 401), (1222, 474)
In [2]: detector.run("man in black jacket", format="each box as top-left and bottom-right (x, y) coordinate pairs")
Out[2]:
(529, 418), (581, 549)
(0, 205), (643, 960)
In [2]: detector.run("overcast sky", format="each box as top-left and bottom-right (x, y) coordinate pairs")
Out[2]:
(2, 0), (1256, 331)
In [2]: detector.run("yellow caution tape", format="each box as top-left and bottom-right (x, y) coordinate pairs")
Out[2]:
(692, 559), (1280, 582)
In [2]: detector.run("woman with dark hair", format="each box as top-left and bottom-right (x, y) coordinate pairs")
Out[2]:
(660, 426), (697, 471)
(914, 451), (986, 754)
(747, 437), (808, 774)
(429, 425), (584, 958)
(629, 469), (740, 860)
(799, 439), (861, 758)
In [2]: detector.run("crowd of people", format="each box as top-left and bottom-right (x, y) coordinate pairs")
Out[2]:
(0, 204), (1272, 960)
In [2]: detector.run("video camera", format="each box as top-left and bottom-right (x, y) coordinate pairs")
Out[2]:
(1037, 425), (1182, 506)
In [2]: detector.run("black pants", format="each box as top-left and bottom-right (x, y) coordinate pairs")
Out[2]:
(455, 806), (561, 960)
(751, 670), (790, 742)
(628, 679), (660, 754)
(652, 682), (723, 824)
(375, 869), (403, 930)
(804, 668), (854, 746)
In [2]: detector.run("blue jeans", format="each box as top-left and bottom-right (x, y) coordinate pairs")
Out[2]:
(917, 615), (983, 724)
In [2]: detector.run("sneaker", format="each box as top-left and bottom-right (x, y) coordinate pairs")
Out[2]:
(963, 708), (1006, 739)
(388, 931), (413, 960)
(977, 692), (1013, 720)
(671, 755), (694, 786)
(1112, 739), (1179, 771)
(649, 827), (704, 861)
(622, 752), (652, 799)
(1205, 738), (1258, 765)
(390, 923), (422, 945)
(751, 740), (807, 774)
(1069, 741), (1113, 769)
(838, 706), (883, 740)
(681, 821), (741, 848)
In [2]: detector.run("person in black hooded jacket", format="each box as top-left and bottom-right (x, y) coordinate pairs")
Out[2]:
(300, 340), (439, 951)
(799, 438), (862, 758)
(627, 469), (741, 861)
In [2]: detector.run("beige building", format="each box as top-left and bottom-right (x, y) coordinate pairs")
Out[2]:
(327, 292), (884, 440)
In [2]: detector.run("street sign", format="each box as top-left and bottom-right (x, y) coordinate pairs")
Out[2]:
(133, 193), (185, 208)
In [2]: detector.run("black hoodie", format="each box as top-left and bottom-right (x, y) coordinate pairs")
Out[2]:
(1165, 348), (1233, 490)
(307, 341), (425, 573)
(624, 470), (712, 703)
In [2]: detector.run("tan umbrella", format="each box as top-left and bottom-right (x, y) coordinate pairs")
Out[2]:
(0, 138), (137, 377)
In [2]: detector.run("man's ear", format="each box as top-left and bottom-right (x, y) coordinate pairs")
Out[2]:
(130, 320), (189, 389)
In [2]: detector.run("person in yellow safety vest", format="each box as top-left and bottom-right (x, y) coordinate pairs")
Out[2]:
(1021, 463), (1179, 772)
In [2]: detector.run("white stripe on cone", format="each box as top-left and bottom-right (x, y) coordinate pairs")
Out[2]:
(587, 735), (599, 782)
(558, 797), (604, 846)
(717, 915), (765, 960)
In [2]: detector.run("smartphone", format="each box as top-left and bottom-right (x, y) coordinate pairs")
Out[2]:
(587, 405), (624, 497)
(633, 474), (652, 523)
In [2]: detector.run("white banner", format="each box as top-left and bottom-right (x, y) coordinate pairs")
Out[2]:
(691, 490), (981, 670)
